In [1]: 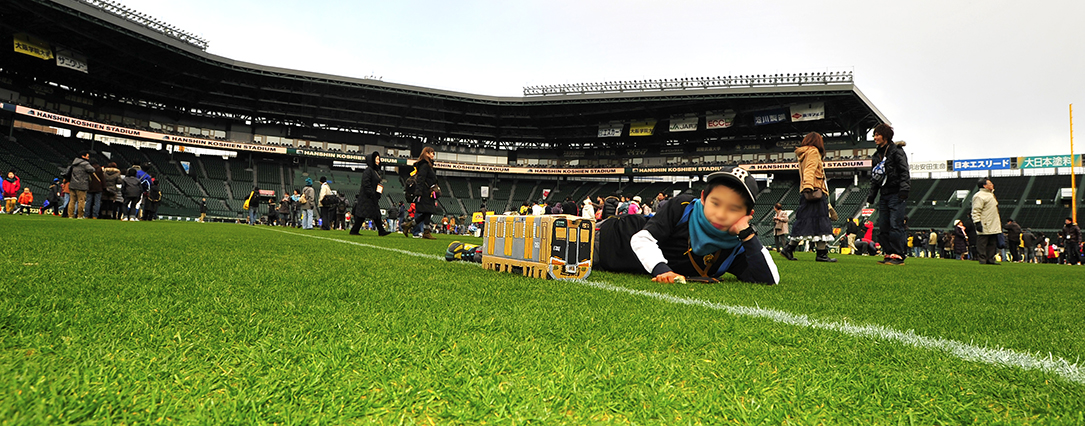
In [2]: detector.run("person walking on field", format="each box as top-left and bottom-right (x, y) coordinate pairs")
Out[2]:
(772, 203), (789, 251)
(780, 132), (837, 262)
(971, 177), (1002, 265)
(246, 185), (261, 226)
(67, 150), (96, 219)
(581, 198), (595, 220)
(400, 146), (439, 239)
(349, 151), (392, 237)
(952, 220), (970, 260)
(2, 170), (20, 214)
(318, 177), (333, 230)
(300, 178), (316, 229)
(1004, 219), (1023, 262)
(866, 124), (910, 265)
(15, 188), (32, 215)
(1022, 228), (1037, 263)
(85, 161), (104, 219)
(927, 229), (939, 259)
(1063, 217), (1082, 265)
(102, 163), (122, 219)
(45, 178), (62, 216)
(120, 168), (143, 221)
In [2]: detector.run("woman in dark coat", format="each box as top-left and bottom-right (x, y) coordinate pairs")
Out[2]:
(952, 220), (970, 260)
(350, 151), (391, 236)
(401, 146), (439, 239)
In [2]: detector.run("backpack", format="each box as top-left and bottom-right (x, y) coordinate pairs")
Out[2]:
(404, 173), (421, 199)
(322, 193), (338, 207)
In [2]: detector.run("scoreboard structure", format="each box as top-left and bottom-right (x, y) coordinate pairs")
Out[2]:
(481, 215), (595, 280)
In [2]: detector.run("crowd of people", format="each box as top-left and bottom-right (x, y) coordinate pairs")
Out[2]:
(2, 150), (162, 221)
(6, 138), (1084, 271)
(764, 124), (1085, 266)
(825, 216), (1084, 265)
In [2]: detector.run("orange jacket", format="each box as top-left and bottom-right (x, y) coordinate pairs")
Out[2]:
(18, 191), (33, 204)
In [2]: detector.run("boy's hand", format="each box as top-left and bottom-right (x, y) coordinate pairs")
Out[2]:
(729, 212), (754, 237)
(652, 271), (685, 283)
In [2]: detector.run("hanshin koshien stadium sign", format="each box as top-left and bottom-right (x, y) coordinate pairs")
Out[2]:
(630, 165), (729, 175)
(434, 162), (624, 175)
(740, 159), (872, 171)
(3, 102), (286, 154)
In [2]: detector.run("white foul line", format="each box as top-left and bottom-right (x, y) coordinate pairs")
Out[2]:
(261, 226), (1085, 386)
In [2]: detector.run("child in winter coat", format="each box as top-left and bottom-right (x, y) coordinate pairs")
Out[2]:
(16, 188), (33, 214)
(599, 168), (779, 284)
(121, 169), (143, 221)
(2, 171), (20, 214)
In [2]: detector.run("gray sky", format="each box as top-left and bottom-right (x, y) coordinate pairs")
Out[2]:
(120, 0), (1085, 162)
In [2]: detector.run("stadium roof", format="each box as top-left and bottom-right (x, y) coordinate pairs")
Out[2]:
(1, 0), (889, 150)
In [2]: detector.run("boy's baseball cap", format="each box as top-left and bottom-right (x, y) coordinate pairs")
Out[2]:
(704, 167), (758, 207)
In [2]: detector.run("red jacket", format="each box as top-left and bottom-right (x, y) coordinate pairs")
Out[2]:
(18, 191), (33, 205)
(2, 175), (20, 198)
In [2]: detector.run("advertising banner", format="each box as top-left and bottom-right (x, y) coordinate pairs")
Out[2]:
(11, 104), (286, 154)
(13, 33), (53, 60)
(180, 161), (191, 174)
(629, 121), (656, 136)
(706, 110), (736, 129)
(910, 161), (949, 173)
(433, 161), (625, 175)
(754, 109), (788, 126)
(598, 123), (623, 138)
(789, 102), (825, 122)
(630, 165), (727, 175)
(740, 159), (872, 171)
(171, 144), (238, 158)
(667, 117), (698, 132)
(1018, 154), (1082, 169)
(55, 47), (88, 73)
(951, 158), (1011, 171)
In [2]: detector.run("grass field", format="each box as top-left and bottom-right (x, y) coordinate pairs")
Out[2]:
(1, 215), (1084, 424)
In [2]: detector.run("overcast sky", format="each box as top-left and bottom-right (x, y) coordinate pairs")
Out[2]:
(119, 0), (1085, 162)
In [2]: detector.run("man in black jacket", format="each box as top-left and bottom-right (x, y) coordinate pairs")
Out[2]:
(1022, 227), (1037, 263)
(866, 124), (910, 265)
(1063, 218), (1082, 265)
(1004, 219), (1023, 262)
(561, 197), (578, 218)
(601, 195), (620, 219)
(350, 151), (392, 236)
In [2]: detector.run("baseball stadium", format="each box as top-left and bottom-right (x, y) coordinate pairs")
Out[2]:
(1, 0), (1083, 423)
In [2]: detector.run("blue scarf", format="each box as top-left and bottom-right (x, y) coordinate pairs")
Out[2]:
(688, 199), (743, 256)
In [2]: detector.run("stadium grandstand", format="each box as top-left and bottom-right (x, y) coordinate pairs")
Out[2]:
(2, 0), (1083, 248)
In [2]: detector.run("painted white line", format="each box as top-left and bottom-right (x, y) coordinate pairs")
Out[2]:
(261, 226), (1085, 386)
(573, 279), (1085, 386)
(260, 227), (445, 261)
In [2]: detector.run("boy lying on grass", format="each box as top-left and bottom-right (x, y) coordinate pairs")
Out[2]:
(594, 167), (779, 285)
(446, 168), (779, 285)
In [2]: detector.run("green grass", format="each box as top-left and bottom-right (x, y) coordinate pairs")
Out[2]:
(1, 215), (1084, 424)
